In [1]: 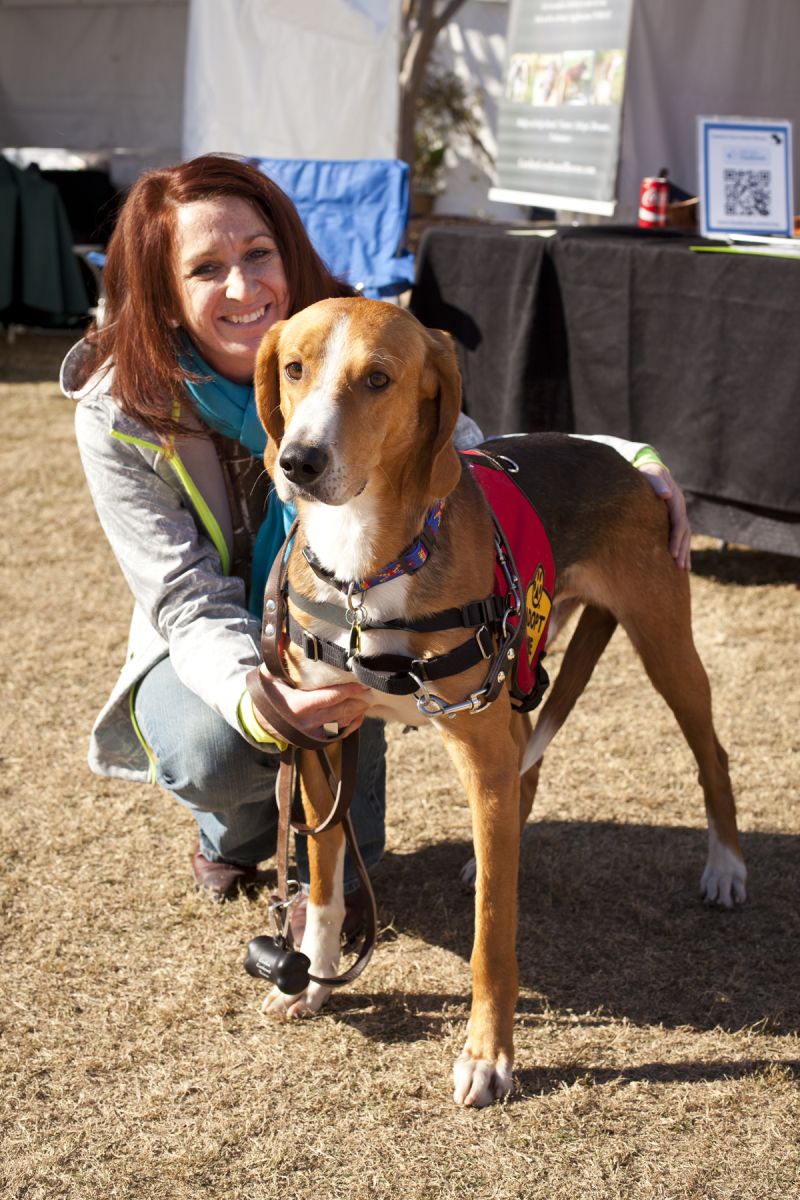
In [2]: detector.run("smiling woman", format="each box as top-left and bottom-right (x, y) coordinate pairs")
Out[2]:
(174, 197), (289, 382)
(59, 154), (388, 914)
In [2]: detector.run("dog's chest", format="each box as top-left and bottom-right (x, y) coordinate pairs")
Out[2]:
(302, 498), (381, 584)
(290, 571), (427, 728)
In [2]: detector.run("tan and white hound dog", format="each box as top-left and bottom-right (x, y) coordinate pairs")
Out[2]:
(253, 297), (746, 1108)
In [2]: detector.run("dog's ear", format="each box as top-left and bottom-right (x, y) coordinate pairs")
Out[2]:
(423, 328), (463, 500)
(254, 321), (286, 473)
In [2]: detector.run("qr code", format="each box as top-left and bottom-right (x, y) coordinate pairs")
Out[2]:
(724, 168), (772, 217)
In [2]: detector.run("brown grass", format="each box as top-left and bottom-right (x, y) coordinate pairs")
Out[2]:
(1, 334), (799, 1200)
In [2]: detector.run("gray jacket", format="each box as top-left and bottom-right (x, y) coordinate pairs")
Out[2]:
(63, 341), (265, 783)
(62, 340), (488, 784)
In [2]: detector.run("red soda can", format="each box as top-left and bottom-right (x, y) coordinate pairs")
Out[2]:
(638, 172), (669, 228)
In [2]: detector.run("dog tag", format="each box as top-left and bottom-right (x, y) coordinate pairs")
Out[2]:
(348, 621), (362, 657)
(244, 936), (311, 994)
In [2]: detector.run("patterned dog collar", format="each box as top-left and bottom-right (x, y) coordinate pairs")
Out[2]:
(303, 500), (445, 593)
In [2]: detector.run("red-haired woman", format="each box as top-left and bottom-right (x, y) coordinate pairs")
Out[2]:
(61, 154), (691, 924)
(61, 154), (394, 925)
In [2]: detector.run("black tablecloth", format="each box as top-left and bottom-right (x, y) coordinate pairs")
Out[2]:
(411, 226), (572, 437)
(410, 225), (800, 556)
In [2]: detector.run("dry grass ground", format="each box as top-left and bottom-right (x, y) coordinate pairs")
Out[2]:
(1, 334), (799, 1200)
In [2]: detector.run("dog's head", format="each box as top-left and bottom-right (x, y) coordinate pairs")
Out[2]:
(254, 297), (463, 508)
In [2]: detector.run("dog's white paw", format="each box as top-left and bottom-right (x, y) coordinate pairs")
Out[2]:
(701, 830), (747, 907)
(452, 1051), (513, 1107)
(261, 898), (343, 1019)
(700, 858), (747, 907)
(460, 856), (477, 892)
(261, 982), (332, 1019)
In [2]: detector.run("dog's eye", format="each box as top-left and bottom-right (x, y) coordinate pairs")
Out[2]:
(366, 371), (389, 390)
(285, 362), (303, 381)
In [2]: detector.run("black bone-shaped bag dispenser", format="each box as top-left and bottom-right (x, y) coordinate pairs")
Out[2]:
(244, 936), (311, 995)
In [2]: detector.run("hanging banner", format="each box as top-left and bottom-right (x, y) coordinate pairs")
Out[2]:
(490, 0), (634, 216)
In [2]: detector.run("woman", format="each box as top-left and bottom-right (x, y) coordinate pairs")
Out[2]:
(61, 154), (691, 914)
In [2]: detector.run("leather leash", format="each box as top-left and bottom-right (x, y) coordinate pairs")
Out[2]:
(273, 736), (377, 987)
(246, 522), (378, 987)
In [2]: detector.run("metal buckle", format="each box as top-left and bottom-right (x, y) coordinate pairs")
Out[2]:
(475, 625), (493, 660)
(302, 629), (320, 661)
(410, 657), (429, 682)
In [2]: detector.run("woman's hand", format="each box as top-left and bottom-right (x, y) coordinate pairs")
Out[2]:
(636, 461), (692, 570)
(253, 666), (371, 741)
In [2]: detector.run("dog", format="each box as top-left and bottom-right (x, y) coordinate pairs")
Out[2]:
(252, 296), (746, 1107)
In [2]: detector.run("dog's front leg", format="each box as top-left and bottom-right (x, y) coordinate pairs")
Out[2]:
(438, 710), (521, 1107)
(262, 746), (344, 1019)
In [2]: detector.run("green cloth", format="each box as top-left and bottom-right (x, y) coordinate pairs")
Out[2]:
(0, 158), (19, 312)
(0, 156), (90, 322)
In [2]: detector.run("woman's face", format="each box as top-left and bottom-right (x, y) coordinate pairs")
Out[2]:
(173, 195), (290, 382)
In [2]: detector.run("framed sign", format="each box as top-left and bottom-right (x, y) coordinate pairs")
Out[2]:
(490, 0), (634, 216)
(698, 117), (794, 238)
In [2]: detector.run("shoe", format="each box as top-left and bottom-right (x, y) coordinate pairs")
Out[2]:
(191, 845), (260, 901)
(288, 884), (368, 949)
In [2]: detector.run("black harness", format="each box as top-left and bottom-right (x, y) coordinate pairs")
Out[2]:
(271, 449), (554, 717)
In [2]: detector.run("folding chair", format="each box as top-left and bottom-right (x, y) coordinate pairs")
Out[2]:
(248, 157), (415, 299)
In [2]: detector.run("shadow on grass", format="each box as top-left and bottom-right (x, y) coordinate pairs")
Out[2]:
(333, 820), (799, 1038)
(691, 543), (800, 587)
(514, 1056), (800, 1095)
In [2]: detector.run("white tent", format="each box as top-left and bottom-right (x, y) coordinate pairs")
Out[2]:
(0, 0), (188, 186)
(0, 0), (798, 215)
(0, 0), (399, 187)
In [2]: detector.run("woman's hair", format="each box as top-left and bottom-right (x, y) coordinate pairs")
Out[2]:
(77, 154), (353, 437)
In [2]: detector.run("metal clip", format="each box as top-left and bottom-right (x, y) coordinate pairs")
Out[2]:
(494, 454), (520, 474)
(409, 672), (448, 717)
(410, 672), (490, 719)
(345, 581), (367, 620)
(268, 880), (302, 942)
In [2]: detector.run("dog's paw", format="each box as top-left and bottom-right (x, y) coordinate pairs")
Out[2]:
(700, 860), (747, 908)
(261, 981), (332, 1019)
(452, 1051), (513, 1107)
(700, 837), (747, 907)
(459, 856), (477, 892)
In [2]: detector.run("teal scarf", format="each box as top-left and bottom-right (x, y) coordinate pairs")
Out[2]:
(182, 341), (294, 616)
(182, 339), (267, 456)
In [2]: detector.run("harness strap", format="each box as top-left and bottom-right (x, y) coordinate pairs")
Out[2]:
(286, 610), (496, 696)
(287, 581), (507, 634)
(250, 519), (357, 752)
(260, 521), (295, 681)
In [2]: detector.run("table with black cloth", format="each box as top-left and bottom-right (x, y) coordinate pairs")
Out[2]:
(410, 225), (800, 557)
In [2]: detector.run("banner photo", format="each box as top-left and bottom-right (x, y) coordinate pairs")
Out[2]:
(490, 0), (634, 215)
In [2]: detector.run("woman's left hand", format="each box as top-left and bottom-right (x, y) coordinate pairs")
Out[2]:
(636, 461), (692, 570)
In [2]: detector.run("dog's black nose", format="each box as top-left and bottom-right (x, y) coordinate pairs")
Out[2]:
(279, 443), (329, 485)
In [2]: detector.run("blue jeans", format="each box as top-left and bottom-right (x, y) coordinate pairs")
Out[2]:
(133, 657), (386, 894)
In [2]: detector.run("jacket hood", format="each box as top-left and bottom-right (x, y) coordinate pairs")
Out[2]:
(60, 338), (114, 402)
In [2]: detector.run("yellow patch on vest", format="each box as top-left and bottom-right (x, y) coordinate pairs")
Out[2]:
(525, 564), (552, 667)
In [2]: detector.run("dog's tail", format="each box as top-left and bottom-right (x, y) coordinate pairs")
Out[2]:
(520, 604), (617, 774)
